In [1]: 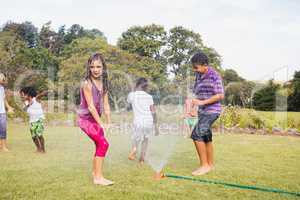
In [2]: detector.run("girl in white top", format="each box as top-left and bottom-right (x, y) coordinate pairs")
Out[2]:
(0, 73), (14, 152)
(20, 87), (46, 153)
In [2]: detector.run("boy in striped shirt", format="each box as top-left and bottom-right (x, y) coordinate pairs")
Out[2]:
(190, 52), (224, 176)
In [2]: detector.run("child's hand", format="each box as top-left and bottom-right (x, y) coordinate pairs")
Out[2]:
(7, 107), (14, 113)
(103, 123), (112, 135)
(103, 123), (111, 130)
(24, 100), (29, 106)
(192, 99), (205, 106)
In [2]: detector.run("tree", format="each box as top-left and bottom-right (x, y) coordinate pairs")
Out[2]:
(225, 81), (254, 107)
(63, 24), (106, 45)
(59, 37), (168, 110)
(50, 25), (66, 56)
(252, 80), (280, 111)
(117, 24), (167, 59)
(3, 21), (39, 48)
(39, 21), (57, 50)
(288, 71), (300, 111)
(0, 30), (28, 87)
(164, 26), (221, 77)
(223, 69), (244, 86)
(85, 28), (106, 40)
(63, 24), (85, 44)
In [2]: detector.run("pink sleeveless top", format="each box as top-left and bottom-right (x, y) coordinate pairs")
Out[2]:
(78, 81), (104, 120)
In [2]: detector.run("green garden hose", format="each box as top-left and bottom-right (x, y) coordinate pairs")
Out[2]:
(165, 173), (300, 197)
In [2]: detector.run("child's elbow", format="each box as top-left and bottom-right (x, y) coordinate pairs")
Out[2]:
(219, 94), (225, 100)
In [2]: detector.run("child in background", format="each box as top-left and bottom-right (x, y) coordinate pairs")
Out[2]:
(0, 73), (14, 152)
(127, 78), (159, 164)
(20, 87), (46, 153)
(183, 92), (198, 137)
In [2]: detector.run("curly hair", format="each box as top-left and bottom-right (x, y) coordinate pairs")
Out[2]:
(191, 51), (209, 66)
(20, 87), (37, 98)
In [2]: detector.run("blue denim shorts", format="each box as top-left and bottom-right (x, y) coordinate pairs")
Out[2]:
(0, 113), (7, 139)
(191, 112), (219, 143)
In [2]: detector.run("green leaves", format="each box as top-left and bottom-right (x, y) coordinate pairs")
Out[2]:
(118, 25), (222, 78)
(117, 24), (167, 59)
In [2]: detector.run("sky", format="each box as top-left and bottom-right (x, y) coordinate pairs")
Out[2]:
(1, 0), (299, 81)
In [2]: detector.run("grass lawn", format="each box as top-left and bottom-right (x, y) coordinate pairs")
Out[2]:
(1, 124), (300, 200)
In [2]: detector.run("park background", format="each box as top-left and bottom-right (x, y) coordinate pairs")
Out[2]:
(0, 21), (299, 133)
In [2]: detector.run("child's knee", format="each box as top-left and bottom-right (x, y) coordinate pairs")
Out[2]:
(101, 139), (109, 151)
(95, 138), (109, 157)
(95, 137), (109, 149)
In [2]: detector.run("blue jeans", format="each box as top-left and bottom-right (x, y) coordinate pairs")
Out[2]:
(0, 113), (7, 139)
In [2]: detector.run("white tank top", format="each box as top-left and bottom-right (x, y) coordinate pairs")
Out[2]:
(0, 86), (6, 114)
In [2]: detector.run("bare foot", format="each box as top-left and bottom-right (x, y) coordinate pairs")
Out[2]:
(128, 149), (136, 160)
(94, 177), (114, 186)
(1, 147), (9, 152)
(192, 166), (211, 176)
(139, 159), (145, 166)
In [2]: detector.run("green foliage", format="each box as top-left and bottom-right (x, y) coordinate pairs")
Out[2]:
(3, 21), (39, 48)
(118, 25), (222, 79)
(241, 109), (266, 129)
(39, 21), (57, 51)
(58, 36), (167, 110)
(218, 106), (242, 128)
(117, 24), (167, 59)
(0, 30), (29, 87)
(223, 69), (244, 86)
(217, 106), (300, 131)
(252, 80), (280, 111)
(63, 24), (106, 45)
(164, 26), (222, 77)
(225, 81), (255, 107)
(2, 20), (299, 113)
(288, 71), (300, 111)
(6, 94), (28, 122)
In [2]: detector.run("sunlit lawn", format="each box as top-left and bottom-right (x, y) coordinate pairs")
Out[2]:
(1, 123), (300, 200)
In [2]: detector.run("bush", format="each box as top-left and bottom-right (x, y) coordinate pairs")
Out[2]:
(218, 106), (300, 132)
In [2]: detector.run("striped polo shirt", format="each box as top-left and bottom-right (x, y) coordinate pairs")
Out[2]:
(193, 67), (224, 114)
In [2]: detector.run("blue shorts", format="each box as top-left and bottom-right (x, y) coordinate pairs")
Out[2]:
(191, 112), (219, 143)
(0, 113), (7, 139)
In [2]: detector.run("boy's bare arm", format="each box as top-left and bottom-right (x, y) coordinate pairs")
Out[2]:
(192, 94), (224, 106)
(36, 90), (49, 101)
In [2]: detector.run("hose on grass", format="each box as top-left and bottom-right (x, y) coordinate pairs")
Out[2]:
(165, 174), (300, 197)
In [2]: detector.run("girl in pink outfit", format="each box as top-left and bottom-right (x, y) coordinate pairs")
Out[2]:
(77, 53), (113, 186)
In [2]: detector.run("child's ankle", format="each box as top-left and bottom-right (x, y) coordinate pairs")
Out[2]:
(201, 164), (210, 168)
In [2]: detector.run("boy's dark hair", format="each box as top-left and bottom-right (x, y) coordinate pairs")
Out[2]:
(20, 87), (37, 97)
(191, 51), (209, 66)
(135, 77), (148, 91)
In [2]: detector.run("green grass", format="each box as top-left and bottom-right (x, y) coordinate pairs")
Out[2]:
(1, 124), (300, 200)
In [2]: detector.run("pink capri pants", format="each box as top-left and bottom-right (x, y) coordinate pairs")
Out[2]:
(78, 118), (109, 157)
